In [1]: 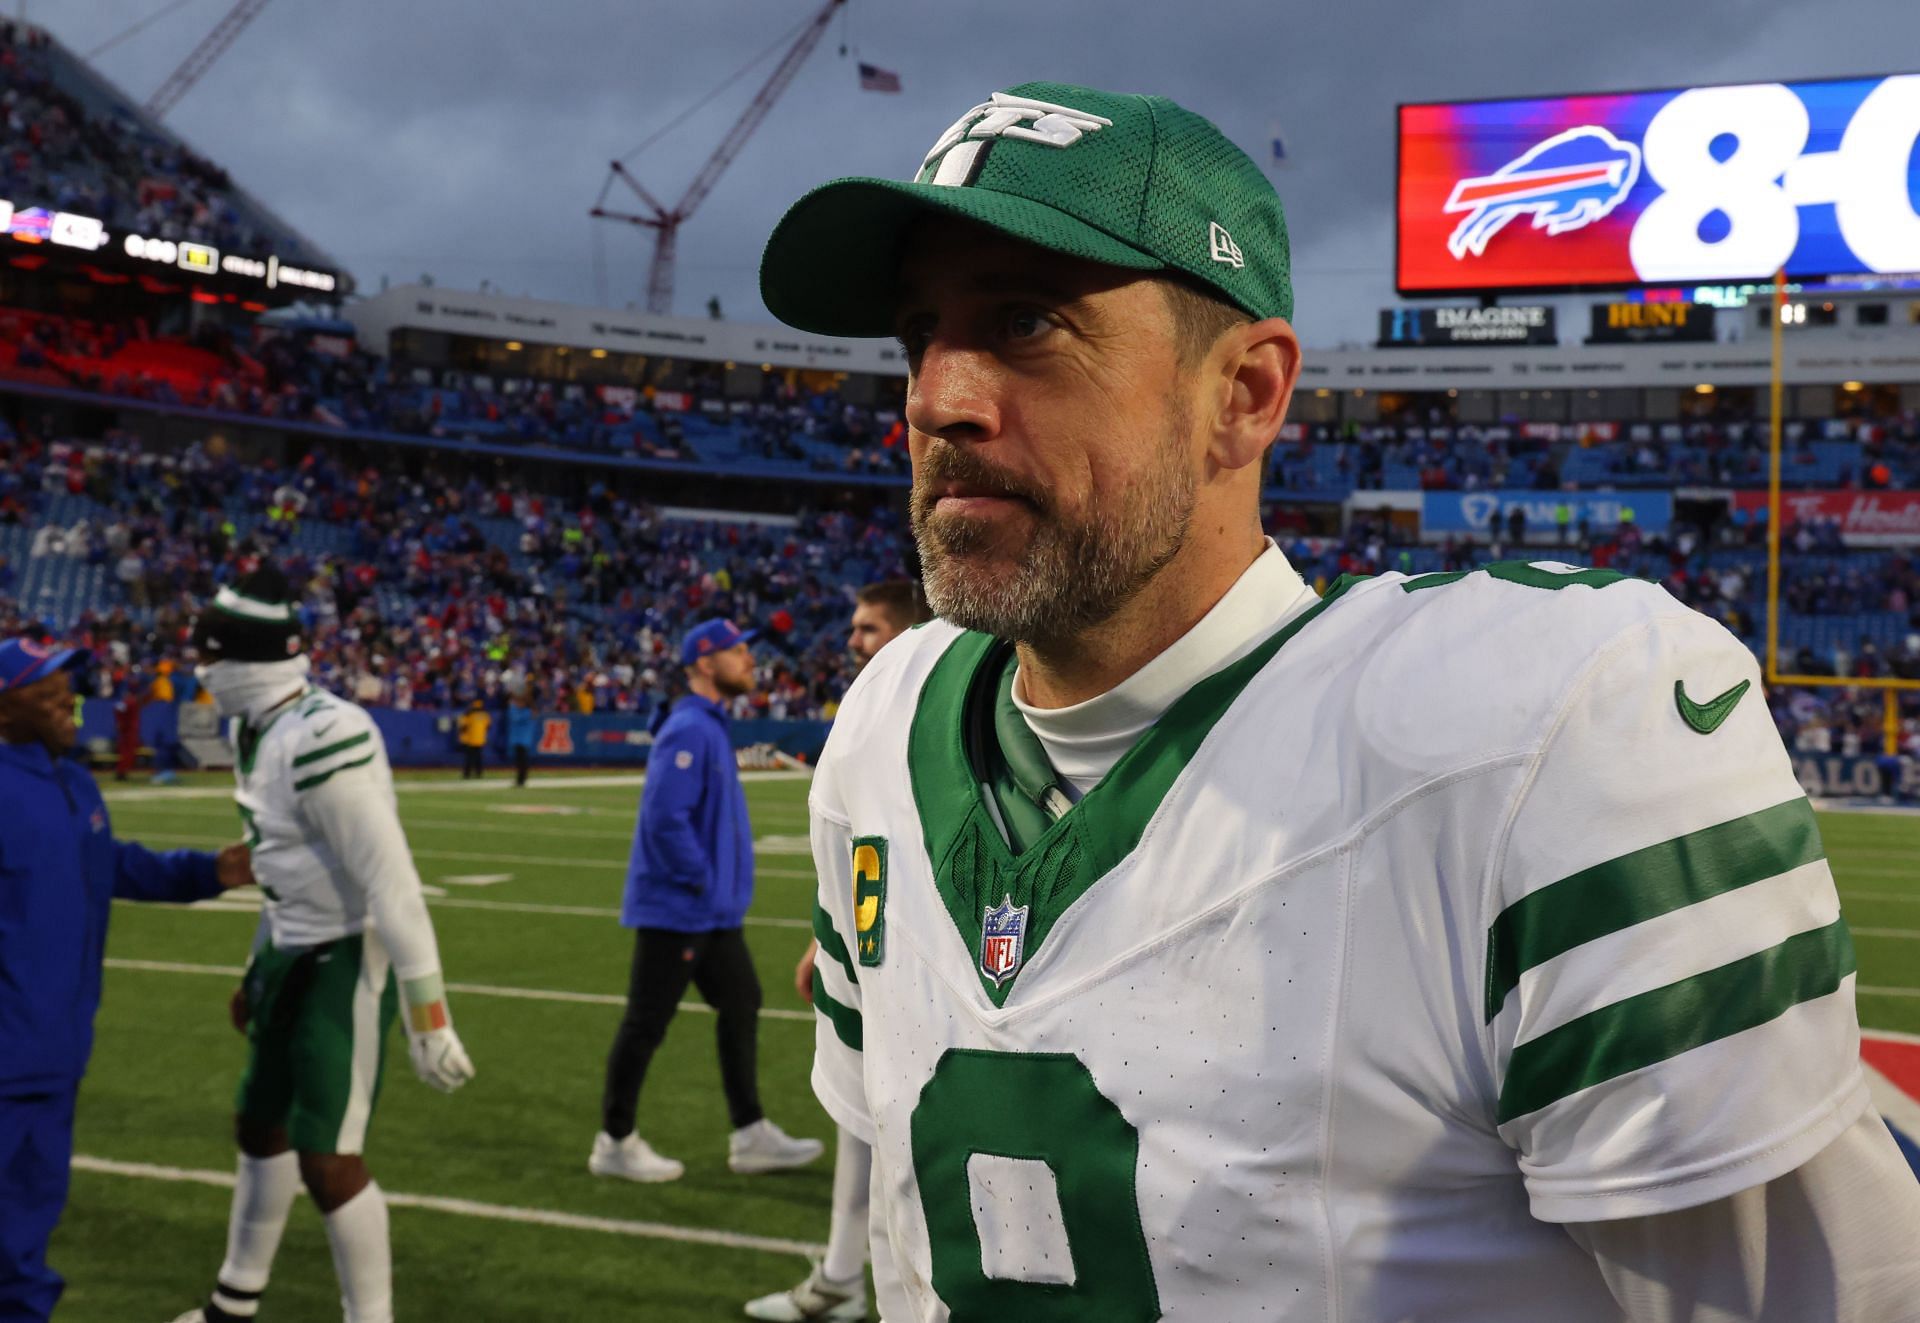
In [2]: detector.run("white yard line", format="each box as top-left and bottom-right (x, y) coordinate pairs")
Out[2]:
(102, 958), (814, 1021)
(68, 1155), (823, 1260)
(1851, 927), (1920, 940)
(120, 833), (817, 877)
(101, 769), (810, 804)
(1859, 986), (1920, 998)
(116, 894), (810, 930)
(1841, 890), (1920, 904)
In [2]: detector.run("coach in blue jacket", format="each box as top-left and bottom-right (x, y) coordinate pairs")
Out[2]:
(0, 638), (251, 1320)
(588, 619), (821, 1183)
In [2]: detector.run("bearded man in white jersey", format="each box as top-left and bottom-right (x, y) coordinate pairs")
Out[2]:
(171, 566), (474, 1323)
(757, 81), (1920, 1323)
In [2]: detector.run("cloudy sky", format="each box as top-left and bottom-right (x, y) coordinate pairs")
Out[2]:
(34, 0), (1920, 347)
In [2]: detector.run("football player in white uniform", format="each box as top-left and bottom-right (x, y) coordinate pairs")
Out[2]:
(758, 82), (1920, 1322)
(747, 581), (930, 1323)
(172, 568), (474, 1323)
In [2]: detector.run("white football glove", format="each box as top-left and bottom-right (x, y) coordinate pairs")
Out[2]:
(408, 1023), (475, 1093)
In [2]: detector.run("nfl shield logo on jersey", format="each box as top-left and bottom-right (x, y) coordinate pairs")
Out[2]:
(980, 895), (1029, 987)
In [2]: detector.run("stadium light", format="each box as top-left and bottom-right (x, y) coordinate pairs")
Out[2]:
(505, 341), (523, 351)
(1843, 380), (1865, 391)
(1694, 383), (1716, 394)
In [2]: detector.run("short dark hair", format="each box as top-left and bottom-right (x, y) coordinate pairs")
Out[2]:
(1161, 273), (1253, 369)
(856, 579), (932, 629)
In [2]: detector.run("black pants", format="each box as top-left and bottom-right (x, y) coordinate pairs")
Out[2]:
(462, 747), (483, 779)
(513, 744), (530, 786)
(601, 927), (764, 1137)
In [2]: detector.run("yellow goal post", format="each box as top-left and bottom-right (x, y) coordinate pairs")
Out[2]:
(1762, 271), (1920, 757)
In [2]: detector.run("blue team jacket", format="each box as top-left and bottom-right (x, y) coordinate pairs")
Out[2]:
(621, 694), (754, 932)
(0, 740), (221, 1095)
(506, 705), (535, 751)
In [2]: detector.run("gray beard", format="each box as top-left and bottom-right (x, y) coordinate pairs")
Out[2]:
(910, 432), (1196, 646)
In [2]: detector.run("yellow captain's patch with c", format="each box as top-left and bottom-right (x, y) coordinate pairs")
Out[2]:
(852, 836), (888, 967)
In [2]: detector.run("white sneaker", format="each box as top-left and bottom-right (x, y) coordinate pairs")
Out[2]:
(728, 1118), (825, 1174)
(743, 1261), (867, 1321)
(588, 1130), (684, 1183)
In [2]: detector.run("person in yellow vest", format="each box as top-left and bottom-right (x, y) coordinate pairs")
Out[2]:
(456, 701), (490, 780)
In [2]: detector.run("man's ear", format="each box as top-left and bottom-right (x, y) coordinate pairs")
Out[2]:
(1208, 317), (1301, 474)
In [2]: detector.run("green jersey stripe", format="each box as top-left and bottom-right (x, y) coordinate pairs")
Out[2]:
(292, 731), (372, 767)
(1496, 916), (1855, 1124)
(292, 752), (377, 792)
(814, 902), (858, 985)
(812, 976), (863, 1052)
(1485, 798), (1823, 1022)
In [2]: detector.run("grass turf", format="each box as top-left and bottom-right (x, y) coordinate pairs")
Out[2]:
(51, 772), (1920, 1320)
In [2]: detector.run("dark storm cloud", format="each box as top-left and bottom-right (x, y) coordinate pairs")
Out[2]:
(39, 0), (1920, 344)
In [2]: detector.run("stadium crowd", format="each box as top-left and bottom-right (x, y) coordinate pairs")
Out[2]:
(3, 423), (1916, 764)
(5, 296), (1916, 493)
(0, 426), (910, 723)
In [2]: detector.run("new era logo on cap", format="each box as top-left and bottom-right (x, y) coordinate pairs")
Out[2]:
(1209, 221), (1244, 268)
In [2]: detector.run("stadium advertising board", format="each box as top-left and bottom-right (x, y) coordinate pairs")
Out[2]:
(1796, 754), (1920, 800)
(1378, 304), (1556, 347)
(1398, 74), (1920, 295)
(1, 194), (342, 298)
(1588, 301), (1717, 343)
(1731, 489), (1920, 545)
(1422, 490), (1673, 537)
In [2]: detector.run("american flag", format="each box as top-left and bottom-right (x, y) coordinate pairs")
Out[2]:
(858, 62), (901, 94)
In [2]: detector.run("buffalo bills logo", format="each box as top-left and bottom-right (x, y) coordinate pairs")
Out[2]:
(1445, 126), (1641, 259)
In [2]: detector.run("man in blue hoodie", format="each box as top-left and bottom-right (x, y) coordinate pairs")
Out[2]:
(0, 637), (251, 1321)
(588, 619), (822, 1184)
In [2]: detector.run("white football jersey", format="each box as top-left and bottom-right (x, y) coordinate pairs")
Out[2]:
(232, 687), (401, 950)
(808, 562), (1868, 1323)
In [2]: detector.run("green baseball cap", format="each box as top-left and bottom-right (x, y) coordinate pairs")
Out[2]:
(759, 80), (1292, 338)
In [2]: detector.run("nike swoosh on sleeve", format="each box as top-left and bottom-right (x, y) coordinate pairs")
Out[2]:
(1674, 678), (1751, 734)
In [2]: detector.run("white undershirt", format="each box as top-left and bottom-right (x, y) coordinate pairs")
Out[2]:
(1012, 540), (1319, 796)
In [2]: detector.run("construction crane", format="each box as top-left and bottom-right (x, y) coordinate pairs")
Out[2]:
(591, 0), (843, 316)
(145, 0), (272, 119)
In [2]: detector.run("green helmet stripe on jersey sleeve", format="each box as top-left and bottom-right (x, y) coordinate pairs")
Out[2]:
(292, 730), (371, 767)
(1495, 916), (1855, 1124)
(1484, 797), (1825, 1022)
(813, 901), (858, 986)
(292, 752), (376, 793)
(812, 976), (863, 1052)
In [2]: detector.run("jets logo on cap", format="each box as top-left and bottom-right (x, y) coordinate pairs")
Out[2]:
(918, 91), (1113, 188)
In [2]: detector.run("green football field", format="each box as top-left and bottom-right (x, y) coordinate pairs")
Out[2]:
(52, 771), (1920, 1321)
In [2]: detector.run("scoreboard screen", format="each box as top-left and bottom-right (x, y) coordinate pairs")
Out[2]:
(1397, 74), (1920, 295)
